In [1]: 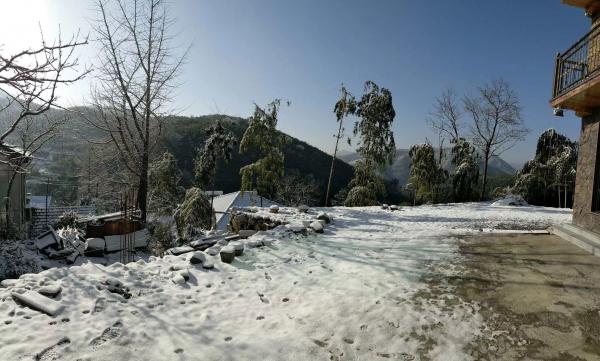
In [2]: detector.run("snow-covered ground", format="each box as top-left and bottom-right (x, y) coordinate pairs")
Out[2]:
(0, 203), (571, 361)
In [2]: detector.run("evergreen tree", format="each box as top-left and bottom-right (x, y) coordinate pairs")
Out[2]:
(195, 120), (237, 189)
(408, 142), (448, 203)
(345, 81), (396, 206)
(148, 151), (184, 216)
(239, 100), (287, 199)
(514, 129), (577, 207)
(174, 187), (215, 239)
(325, 86), (356, 206)
(451, 138), (479, 202)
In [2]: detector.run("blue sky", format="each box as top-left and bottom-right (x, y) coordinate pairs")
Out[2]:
(0, 1), (591, 165)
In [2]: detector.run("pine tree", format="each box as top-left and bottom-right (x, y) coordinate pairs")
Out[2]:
(239, 100), (287, 199)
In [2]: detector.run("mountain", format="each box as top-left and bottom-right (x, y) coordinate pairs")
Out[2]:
(162, 115), (354, 201)
(339, 148), (516, 185)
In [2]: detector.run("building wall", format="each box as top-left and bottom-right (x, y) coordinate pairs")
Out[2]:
(573, 110), (600, 233)
(0, 155), (27, 229)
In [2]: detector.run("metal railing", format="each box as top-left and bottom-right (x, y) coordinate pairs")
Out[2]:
(553, 24), (600, 98)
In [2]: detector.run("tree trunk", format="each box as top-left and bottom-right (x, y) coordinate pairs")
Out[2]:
(325, 119), (344, 207)
(564, 184), (568, 209)
(480, 150), (490, 201)
(4, 169), (18, 238)
(138, 152), (149, 223)
(557, 185), (561, 208)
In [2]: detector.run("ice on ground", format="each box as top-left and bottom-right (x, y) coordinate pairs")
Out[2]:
(0, 203), (571, 360)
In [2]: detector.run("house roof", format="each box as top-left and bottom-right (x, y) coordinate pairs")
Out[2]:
(0, 142), (31, 163)
(211, 191), (281, 230)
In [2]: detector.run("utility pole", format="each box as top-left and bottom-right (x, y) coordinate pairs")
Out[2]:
(45, 177), (49, 225)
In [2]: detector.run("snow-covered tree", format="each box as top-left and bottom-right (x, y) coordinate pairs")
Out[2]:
(276, 171), (321, 206)
(325, 86), (356, 206)
(514, 129), (577, 207)
(409, 142), (448, 203)
(174, 187), (214, 239)
(148, 151), (184, 216)
(239, 100), (287, 200)
(195, 120), (236, 190)
(451, 138), (479, 202)
(345, 81), (396, 206)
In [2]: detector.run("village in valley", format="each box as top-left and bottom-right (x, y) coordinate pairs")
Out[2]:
(1, 1), (600, 360)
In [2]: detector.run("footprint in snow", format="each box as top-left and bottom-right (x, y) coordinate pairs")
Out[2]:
(89, 321), (123, 348)
(257, 292), (269, 304)
(264, 272), (272, 281)
(93, 298), (106, 314)
(35, 337), (70, 361)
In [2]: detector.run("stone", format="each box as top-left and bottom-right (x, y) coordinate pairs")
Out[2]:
(178, 269), (190, 281)
(189, 251), (208, 265)
(225, 235), (240, 242)
(217, 239), (229, 246)
(390, 205), (399, 211)
(316, 212), (331, 224)
(229, 241), (244, 256)
(12, 291), (63, 316)
(190, 238), (218, 251)
(309, 221), (324, 233)
(381, 204), (389, 210)
(171, 274), (186, 284)
(297, 205), (309, 213)
(206, 245), (221, 256)
(38, 285), (62, 298)
(302, 220), (311, 227)
(269, 205), (279, 213)
(317, 219), (327, 227)
(220, 246), (235, 263)
(201, 260), (215, 269)
(238, 229), (257, 239)
(166, 246), (194, 256)
(246, 239), (263, 248)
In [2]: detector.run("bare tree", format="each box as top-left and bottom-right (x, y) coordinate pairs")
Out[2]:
(0, 29), (88, 142)
(0, 29), (88, 236)
(464, 79), (528, 200)
(90, 0), (188, 222)
(427, 88), (462, 166)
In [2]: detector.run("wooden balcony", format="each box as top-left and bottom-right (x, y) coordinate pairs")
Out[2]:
(551, 24), (600, 116)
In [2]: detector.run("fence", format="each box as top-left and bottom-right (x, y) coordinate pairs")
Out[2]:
(30, 205), (96, 237)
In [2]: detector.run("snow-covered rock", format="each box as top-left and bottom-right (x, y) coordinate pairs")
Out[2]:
(11, 291), (63, 316)
(269, 205), (279, 213)
(316, 212), (331, 224)
(229, 241), (244, 256)
(309, 221), (324, 233)
(220, 245), (235, 263)
(297, 205), (309, 213)
(166, 246), (195, 256)
(491, 194), (529, 207)
(38, 284), (62, 297)
(238, 229), (257, 239)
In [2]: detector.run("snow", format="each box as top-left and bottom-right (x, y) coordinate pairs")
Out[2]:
(0, 203), (571, 360)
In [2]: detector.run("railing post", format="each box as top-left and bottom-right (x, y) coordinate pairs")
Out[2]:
(553, 52), (561, 98)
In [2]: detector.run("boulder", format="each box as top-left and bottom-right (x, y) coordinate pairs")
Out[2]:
(297, 205), (309, 213)
(381, 204), (389, 210)
(229, 241), (244, 256)
(269, 205), (279, 214)
(220, 245), (235, 263)
(309, 221), (324, 233)
(189, 251), (207, 265)
(390, 205), (399, 211)
(171, 273), (186, 284)
(238, 229), (257, 239)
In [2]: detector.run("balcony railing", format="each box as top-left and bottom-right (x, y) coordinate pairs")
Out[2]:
(553, 24), (600, 99)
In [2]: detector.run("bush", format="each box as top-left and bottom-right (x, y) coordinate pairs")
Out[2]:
(174, 187), (215, 240)
(147, 220), (176, 256)
(344, 186), (378, 207)
(55, 211), (79, 229)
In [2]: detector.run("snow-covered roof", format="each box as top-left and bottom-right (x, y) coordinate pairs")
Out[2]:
(27, 195), (52, 209)
(211, 191), (281, 230)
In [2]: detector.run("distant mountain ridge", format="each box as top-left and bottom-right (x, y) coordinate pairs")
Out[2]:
(338, 148), (516, 185)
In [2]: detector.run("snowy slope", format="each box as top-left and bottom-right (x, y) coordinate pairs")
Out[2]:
(0, 203), (571, 360)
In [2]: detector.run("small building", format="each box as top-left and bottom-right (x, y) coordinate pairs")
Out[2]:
(0, 142), (30, 231)
(211, 191), (280, 230)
